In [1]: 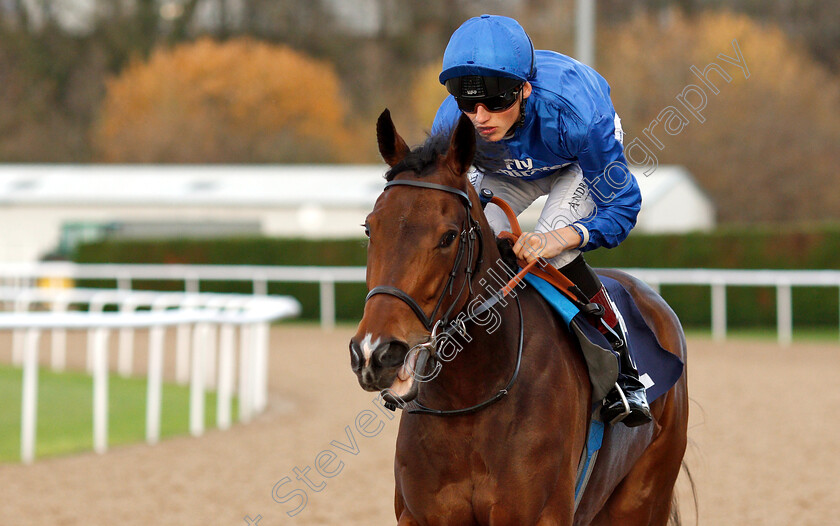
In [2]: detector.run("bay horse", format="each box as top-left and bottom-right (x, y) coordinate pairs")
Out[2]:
(349, 109), (689, 525)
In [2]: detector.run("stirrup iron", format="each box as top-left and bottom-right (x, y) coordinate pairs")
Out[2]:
(607, 382), (631, 425)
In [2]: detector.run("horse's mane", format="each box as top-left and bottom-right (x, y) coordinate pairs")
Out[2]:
(385, 129), (507, 181)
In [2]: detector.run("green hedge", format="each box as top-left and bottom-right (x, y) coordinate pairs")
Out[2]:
(584, 224), (840, 328)
(74, 237), (368, 321)
(73, 226), (840, 327)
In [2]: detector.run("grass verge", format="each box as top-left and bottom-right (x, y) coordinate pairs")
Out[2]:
(0, 365), (237, 463)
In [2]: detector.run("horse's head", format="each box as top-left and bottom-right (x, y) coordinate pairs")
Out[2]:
(349, 109), (483, 403)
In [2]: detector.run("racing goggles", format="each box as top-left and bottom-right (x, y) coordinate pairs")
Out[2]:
(455, 88), (521, 113)
(446, 75), (524, 113)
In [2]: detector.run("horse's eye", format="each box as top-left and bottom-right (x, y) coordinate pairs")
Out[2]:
(439, 230), (458, 248)
(362, 223), (370, 238)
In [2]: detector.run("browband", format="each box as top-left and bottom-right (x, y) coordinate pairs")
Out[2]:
(384, 180), (472, 208)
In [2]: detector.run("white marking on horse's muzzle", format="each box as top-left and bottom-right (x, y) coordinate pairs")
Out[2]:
(360, 333), (380, 368)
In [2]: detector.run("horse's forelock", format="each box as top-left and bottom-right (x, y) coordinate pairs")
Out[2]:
(384, 129), (506, 182)
(384, 133), (448, 181)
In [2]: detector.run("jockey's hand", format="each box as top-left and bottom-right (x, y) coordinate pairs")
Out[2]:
(512, 226), (582, 264)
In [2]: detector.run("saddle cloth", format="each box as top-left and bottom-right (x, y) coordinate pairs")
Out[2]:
(522, 273), (684, 405)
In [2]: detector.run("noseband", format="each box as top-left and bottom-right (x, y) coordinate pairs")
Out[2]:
(365, 179), (484, 331)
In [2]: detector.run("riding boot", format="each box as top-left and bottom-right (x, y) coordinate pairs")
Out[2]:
(556, 255), (652, 427)
(588, 286), (653, 427)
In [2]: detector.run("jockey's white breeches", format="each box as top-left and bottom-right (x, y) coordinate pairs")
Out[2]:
(471, 164), (595, 268)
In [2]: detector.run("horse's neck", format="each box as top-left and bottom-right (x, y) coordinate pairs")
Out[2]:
(421, 244), (526, 407)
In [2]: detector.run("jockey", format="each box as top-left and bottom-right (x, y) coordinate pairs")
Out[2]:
(432, 14), (651, 427)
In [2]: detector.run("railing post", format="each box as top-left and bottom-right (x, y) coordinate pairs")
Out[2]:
(204, 322), (218, 389)
(92, 328), (110, 454)
(777, 282), (792, 346)
(117, 273), (132, 291)
(254, 322), (269, 412)
(145, 325), (165, 445)
(118, 299), (138, 377)
(50, 300), (68, 372)
(186, 275), (200, 294)
(86, 294), (107, 374)
(175, 296), (196, 385)
(217, 323), (236, 430)
(253, 276), (268, 296)
(238, 325), (253, 423)
(12, 295), (32, 366)
(21, 329), (41, 464)
(175, 323), (191, 385)
(320, 275), (336, 331)
(189, 323), (206, 437)
(711, 281), (727, 341)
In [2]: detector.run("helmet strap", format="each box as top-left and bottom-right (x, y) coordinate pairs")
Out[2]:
(518, 95), (527, 127)
(503, 92), (527, 139)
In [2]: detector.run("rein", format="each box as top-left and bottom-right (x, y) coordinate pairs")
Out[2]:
(403, 293), (524, 416)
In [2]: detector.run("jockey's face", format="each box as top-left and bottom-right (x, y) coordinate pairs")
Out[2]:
(462, 82), (532, 142)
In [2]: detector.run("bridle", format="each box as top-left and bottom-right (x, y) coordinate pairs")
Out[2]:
(365, 179), (484, 332)
(364, 178), (525, 417)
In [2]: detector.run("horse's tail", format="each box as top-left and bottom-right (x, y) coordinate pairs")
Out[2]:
(669, 460), (698, 526)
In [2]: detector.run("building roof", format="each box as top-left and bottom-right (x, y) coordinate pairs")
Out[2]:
(0, 164), (389, 208)
(0, 164), (713, 214)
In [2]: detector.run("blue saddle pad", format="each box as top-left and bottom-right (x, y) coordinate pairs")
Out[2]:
(522, 273), (684, 404)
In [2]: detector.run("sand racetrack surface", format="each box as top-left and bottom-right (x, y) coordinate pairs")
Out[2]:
(1, 325), (838, 525)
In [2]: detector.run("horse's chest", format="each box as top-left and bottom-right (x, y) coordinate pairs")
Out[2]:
(398, 468), (505, 524)
(397, 437), (563, 525)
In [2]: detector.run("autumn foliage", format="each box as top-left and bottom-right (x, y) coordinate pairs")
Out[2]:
(598, 11), (840, 223)
(409, 62), (448, 137)
(95, 38), (362, 163)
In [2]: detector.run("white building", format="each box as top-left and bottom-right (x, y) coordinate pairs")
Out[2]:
(0, 164), (714, 262)
(632, 165), (716, 234)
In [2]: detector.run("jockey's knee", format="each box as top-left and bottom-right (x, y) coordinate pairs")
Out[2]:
(484, 203), (511, 236)
(547, 248), (582, 270)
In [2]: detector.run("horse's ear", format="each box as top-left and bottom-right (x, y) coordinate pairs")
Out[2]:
(444, 113), (476, 178)
(377, 109), (411, 167)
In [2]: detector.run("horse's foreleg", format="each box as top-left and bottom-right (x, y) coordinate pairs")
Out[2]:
(397, 512), (420, 525)
(395, 490), (419, 525)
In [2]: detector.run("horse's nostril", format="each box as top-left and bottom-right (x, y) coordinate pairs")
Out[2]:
(349, 341), (363, 371)
(375, 340), (410, 369)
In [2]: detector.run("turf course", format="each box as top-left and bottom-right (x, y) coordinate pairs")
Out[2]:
(0, 365), (237, 463)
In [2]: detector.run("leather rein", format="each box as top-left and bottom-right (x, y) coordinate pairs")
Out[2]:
(365, 179), (524, 417)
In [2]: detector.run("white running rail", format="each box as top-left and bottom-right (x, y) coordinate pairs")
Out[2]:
(0, 262), (364, 331)
(0, 263), (838, 343)
(1, 287), (300, 464)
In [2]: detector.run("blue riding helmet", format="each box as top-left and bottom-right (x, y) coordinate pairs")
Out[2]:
(439, 14), (536, 86)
